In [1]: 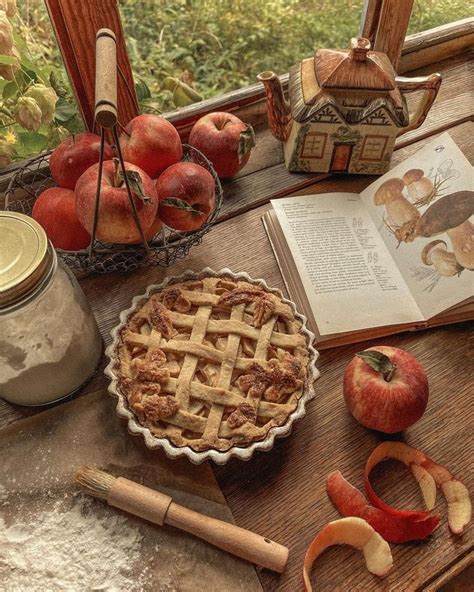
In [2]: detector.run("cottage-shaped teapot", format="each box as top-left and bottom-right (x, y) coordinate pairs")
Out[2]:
(258, 38), (441, 175)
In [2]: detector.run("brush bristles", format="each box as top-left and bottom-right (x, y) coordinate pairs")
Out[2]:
(75, 465), (117, 500)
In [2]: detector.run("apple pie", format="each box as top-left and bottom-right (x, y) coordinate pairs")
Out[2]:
(112, 271), (317, 456)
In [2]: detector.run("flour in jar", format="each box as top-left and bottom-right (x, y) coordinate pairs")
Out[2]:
(0, 496), (145, 591)
(0, 263), (102, 405)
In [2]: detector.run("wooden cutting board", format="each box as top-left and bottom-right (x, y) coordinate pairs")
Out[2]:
(0, 388), (263, 592)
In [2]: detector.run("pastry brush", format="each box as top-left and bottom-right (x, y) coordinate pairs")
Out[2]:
(75, 465), (288, 573)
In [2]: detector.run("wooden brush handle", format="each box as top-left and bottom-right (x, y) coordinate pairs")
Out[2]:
(108, 477), (288, 573)
(95, 28), (117, 128)
(165, 501), (288, 573)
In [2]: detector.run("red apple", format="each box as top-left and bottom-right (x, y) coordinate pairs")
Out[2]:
(49, 132), (113, 190)
(156, 162), (216, 232)
(75, 160), (158, 244)
(130, 216), (162, 244)
(32, 187), (90, 251)
(343, 346), (429, 433)
(188, 111), (255, 178)
(119, 114), (182, 178)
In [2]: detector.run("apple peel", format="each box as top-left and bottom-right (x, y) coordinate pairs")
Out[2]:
(422, 458), (471, 534)
(327, 471), (439, 543)
(365, 442), (471, 534)
(410, 463), (437, 510)
(303, 517), (393, 591)
(365, 441), (431, 520)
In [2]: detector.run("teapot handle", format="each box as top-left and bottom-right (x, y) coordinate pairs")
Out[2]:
(396, 73), (442, 137)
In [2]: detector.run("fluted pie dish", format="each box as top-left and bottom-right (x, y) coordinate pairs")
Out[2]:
(105, 268), (319, 464)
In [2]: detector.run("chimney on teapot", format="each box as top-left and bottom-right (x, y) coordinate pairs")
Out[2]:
(350, 37), (371, 61)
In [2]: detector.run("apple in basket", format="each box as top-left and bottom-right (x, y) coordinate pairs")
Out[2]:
(119, 114), (182, 178)
(49, 132), (114, 190)
(32, 187), (90, 251)
(156, 161), (216, 232)
(343, 346), (429, 433)
(189, 111), (256, 178)
(75, 159), (158, 244)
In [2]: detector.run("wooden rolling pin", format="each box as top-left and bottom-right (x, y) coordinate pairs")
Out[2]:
(75, 466), (289, 573)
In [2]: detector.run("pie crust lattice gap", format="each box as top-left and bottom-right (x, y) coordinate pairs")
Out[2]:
(116, 275), (312, 452)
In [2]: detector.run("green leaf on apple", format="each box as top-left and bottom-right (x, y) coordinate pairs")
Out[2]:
(238, 124), (256, 164)
(356, 350), (396, 382)
(119, 170), (150, 203)
(160, 197), (202, 215)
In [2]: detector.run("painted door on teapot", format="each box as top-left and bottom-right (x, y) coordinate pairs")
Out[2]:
(330, 143), (353, 172)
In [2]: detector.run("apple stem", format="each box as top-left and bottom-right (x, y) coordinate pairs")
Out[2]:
(383, 365), (396, 382)
(356, 350), (397, 382)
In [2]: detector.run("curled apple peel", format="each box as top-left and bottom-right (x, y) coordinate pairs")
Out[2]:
(410, 463), (437, 510)
(365, 441), (432, 520)
(422, 458), (471, 534)
(303, 517), (393, 591)
(365, 442), (471, 534)
(327, 471), (439, 543)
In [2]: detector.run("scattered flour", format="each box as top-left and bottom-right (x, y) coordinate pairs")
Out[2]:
(0, 484), (8, 505)
(0, 497), (144, 591)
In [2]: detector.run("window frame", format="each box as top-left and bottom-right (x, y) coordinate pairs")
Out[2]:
(44, 1), (474, 134)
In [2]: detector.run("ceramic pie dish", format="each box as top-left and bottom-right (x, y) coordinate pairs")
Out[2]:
(105, 268), (319, 464)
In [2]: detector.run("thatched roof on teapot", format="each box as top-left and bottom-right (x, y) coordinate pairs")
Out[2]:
(289, 58), (408, 128)
(315, 40), (396, 91)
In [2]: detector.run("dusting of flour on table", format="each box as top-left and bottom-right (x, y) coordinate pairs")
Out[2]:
(0, 484), (8, 505)
(0, 497), (144, 591)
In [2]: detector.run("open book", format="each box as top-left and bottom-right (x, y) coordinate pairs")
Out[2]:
(263, 133), (473, 348)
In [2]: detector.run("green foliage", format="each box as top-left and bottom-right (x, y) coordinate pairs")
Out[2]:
(118, 0), (470, 111)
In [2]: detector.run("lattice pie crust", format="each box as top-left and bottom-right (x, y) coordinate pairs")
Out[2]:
(117, 275), (312, 452)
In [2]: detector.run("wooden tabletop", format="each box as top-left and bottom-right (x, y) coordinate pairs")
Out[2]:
(1, 54), (473, 591)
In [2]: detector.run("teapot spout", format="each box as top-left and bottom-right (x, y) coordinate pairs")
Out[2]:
(257, 71), (292, 142)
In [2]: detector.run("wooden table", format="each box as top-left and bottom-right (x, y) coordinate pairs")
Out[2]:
(1, 54), (473, 591)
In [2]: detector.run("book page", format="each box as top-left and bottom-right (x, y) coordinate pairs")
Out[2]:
(360, 133), (473, 320)
(271, 193), (423, 335)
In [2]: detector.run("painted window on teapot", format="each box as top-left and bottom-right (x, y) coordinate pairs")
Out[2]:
(301, 132), (327, 159)
(360, 108), (393, 126)
(360, 135), (389, 161)
(310, 106), (342, 124)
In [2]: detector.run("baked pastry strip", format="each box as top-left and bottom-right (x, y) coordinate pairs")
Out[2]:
(201, 302), (246, 448)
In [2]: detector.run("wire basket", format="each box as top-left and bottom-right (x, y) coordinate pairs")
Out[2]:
(4, 144), (223, 275)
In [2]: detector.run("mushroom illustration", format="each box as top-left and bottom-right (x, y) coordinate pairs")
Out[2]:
(374, 178), (420, 244)
(403, 169), (434, 204)
(416, 191), (474, 270)
(421, 240), (463, 277)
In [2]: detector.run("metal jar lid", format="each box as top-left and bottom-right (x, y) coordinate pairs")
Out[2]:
(0, 211), (54, 308)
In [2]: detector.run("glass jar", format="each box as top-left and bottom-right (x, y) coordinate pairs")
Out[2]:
(0, 211), (103, 406)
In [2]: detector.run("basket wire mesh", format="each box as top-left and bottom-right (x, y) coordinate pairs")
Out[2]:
(4, 143), (223, 275)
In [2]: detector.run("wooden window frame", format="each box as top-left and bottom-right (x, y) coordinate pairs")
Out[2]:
(0, 1), (471, 186)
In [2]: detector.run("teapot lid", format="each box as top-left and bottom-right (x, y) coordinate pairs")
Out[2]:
(315, 38), (396, 91)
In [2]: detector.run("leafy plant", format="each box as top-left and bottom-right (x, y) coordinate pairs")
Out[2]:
(0, 1), (82, 165)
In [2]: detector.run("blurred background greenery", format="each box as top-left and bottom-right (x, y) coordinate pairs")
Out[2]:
(0, 0), (470, 163)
